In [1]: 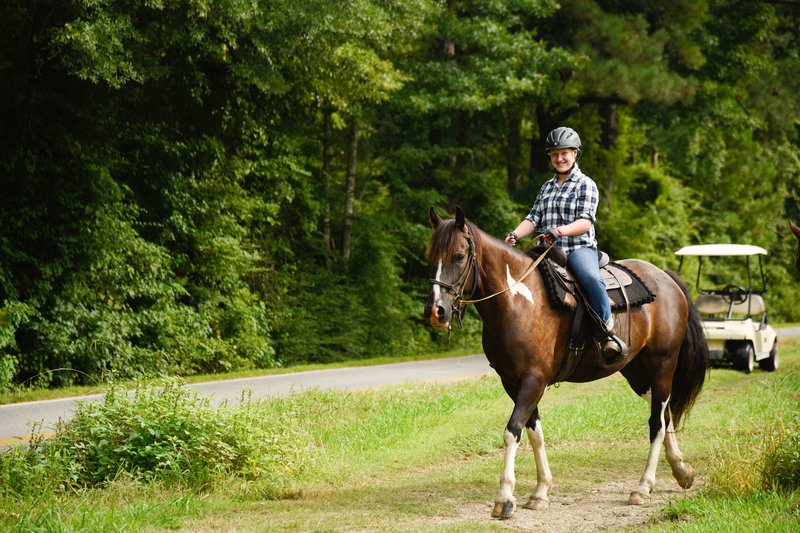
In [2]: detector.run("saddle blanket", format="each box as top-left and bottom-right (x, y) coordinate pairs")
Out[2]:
(526, 249), (656, 312)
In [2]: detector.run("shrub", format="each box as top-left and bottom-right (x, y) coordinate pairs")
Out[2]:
(0, 379), (317, 496)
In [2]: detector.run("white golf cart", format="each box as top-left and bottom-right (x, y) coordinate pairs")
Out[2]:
(675, 244), (778, 373)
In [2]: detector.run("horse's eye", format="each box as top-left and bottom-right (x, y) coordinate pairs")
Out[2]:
(454, 253), (465, 262)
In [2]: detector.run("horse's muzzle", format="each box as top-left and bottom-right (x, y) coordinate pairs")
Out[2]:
(424, 299), (450, 329)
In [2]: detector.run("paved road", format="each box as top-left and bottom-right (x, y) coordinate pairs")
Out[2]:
(0, 354), (493, 446)
(3, 326), (799, 447)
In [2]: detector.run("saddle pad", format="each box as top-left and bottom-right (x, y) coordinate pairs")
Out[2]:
(526, 250), (656, 312)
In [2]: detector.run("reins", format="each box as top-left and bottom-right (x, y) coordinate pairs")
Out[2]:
(457, 238), (554, 306)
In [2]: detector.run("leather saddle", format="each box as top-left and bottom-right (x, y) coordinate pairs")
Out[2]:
(527, 245), (654, 313)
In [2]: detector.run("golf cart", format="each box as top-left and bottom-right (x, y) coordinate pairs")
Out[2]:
(675, 244), (778, 373)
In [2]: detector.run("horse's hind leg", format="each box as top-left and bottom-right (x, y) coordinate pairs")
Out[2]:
(664, 418), (695, 489)
(522, 410), (552, 510)
(629, 392), (670, 505)
(629, 375), (694, 500)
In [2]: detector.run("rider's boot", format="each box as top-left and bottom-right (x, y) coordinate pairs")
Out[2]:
(602, 316), (629, 361)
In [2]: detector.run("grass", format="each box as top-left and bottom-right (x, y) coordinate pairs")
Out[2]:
(1, 339), (799, 532)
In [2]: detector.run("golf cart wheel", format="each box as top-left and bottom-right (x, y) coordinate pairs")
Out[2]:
(732, 341), (755, 374)
(758, 338), (779, 372)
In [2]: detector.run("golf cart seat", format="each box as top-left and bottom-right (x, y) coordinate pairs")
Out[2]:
(695, 293), (765, 317)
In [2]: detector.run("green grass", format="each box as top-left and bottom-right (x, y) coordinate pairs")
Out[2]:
(1, 340), (799, 532)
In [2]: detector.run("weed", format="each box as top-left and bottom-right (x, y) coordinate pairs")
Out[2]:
(0, 379), (317, 496)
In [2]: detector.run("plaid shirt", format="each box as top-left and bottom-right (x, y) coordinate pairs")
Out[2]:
(525, 168), (599, 254)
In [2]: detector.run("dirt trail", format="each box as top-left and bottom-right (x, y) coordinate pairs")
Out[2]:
(439, 480), (699, 532)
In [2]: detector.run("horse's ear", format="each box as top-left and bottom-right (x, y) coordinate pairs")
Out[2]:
(455, 205), (467, 231)
(429, 206), (443, 228)
(790, 220), (800, 240)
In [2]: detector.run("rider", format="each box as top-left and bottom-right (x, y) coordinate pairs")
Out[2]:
(504, 126), (627, 360)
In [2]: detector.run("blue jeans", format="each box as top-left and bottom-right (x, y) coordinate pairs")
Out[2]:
(566, 247), (611, 323)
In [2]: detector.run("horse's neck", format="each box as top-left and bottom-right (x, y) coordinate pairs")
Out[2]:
(477, 238), (543, 299)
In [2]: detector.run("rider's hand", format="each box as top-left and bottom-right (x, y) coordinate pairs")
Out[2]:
(504, 232), (517, 246)
(540, 227), (561, 245)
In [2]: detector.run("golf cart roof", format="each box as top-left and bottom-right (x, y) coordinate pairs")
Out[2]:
(674, 244), (768, 257)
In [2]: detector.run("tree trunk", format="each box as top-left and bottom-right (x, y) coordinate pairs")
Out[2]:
(506, 106), (524, 192)
(341, 119), (359, 261)
(599, 103), (619, 210)
(529, 108), (553, 179)
(443, 0), (456, 58)
(322, 108), (332, 253)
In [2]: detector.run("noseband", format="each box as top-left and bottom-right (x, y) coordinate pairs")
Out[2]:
(428, 229), (479, 332)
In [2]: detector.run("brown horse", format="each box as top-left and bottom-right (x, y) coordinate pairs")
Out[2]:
(424, 207), (708, 519)
(791, 221), (800, 273)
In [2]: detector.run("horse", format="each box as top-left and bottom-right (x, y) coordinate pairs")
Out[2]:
(423, 206), (708, 519)
(791, 221), (800, 273)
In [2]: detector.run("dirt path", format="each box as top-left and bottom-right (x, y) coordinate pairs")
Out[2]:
(436, 479), (699, 532)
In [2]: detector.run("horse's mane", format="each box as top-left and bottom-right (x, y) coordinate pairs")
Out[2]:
(426, 217), (481, 261)
(426, 217), (488, 281)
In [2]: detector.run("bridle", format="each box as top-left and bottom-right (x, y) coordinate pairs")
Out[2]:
(428, 229), (479, 333)
(428, 227), (554, 338)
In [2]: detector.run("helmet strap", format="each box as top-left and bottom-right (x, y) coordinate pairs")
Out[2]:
(554, 162), (576, 175)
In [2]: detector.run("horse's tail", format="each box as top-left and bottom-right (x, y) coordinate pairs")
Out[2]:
(665, 269), (709, 428)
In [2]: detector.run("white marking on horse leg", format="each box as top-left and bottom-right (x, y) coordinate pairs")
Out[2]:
(664, 415), (695, 489)
(631, 395), (669, 504)
(523, 420), (552, 509)
(506, 265), (534, 304)
(493, 429), (519, 517)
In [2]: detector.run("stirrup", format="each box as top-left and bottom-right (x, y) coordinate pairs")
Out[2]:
(602, 334), (628, 360)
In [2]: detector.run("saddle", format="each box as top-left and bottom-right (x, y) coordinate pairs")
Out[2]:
(525, 246), (657, 383)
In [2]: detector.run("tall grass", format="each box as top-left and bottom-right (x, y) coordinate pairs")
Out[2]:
(653, 340), (800, 532)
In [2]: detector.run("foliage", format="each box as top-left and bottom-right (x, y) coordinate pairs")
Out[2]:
(0, 379), (317, 495)
(0, 1), (799, 389)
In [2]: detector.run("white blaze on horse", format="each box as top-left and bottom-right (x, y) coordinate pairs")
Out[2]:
(423, 207), (708, 519)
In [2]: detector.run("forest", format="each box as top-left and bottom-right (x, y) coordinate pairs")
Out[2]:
(1, 0), (799, 391)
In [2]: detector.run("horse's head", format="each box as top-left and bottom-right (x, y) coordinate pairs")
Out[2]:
(791, 221), (800, 273)
(424, 206), (480, 330)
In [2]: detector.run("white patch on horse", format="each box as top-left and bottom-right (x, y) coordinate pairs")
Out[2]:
(506, 265), (534, 304)
(433, 260), (443, 300)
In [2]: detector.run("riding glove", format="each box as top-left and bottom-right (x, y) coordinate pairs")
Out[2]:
(540, 227), (561, 245)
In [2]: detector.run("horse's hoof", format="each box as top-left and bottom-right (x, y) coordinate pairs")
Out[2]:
(491, 502), (503, 518)
(492, 501), (515, 519)
(675, 465), (695, 489)
(523, 497), (550, 510)
(628, 492), (646, 505)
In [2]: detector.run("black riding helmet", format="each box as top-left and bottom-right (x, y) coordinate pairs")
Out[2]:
(544, 127), (582, 160)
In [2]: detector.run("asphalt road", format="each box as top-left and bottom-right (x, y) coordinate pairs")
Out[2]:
(0, 354), (493, 447)
(3, 326), (799, 448)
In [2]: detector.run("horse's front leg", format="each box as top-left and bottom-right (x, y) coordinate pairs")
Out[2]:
(492, 375), (546, 519)
(630, 393), (671, 505)
(522, 413), (552, 510)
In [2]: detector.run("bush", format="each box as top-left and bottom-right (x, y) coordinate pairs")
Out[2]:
(0, 379), (317, 496)
(763, 421), (800, 492)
